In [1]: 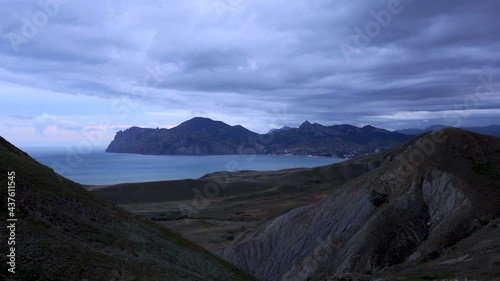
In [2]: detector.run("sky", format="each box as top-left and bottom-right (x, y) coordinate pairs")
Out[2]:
(1, 0), (499, 147)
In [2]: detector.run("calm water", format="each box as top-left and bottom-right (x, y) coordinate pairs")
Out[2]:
(23, 147), (343, 185)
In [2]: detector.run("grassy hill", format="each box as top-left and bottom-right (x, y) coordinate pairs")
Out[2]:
(0, 136), (255, 281)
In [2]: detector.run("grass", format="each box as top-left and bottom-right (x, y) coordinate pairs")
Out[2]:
(472, 163), (494, 176)
(472, 162), (500, 181)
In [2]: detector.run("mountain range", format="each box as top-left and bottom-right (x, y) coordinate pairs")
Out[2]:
(106, 117), (410, 157)
(395, 124), (500, 136)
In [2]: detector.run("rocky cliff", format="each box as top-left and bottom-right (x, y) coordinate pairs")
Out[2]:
(218, 129), (500, 280)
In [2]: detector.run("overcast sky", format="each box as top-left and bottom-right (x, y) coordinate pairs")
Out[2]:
(1, 0), (499, 146)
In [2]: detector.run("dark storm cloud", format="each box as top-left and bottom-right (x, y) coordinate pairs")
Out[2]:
(1, 0), (499, 131)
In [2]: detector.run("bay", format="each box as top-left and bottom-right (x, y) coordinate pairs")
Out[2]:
(23, 147), (344, 185)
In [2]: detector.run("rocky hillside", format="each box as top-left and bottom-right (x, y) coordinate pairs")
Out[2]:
(218, 128), (500, 281)
(0, 136), (255, 281)
(106, 117), (410, 156)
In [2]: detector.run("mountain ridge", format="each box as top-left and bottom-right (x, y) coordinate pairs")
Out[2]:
(106, 117), (410, 157)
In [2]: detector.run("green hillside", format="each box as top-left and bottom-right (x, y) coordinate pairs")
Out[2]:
(0, 136), (255, 281)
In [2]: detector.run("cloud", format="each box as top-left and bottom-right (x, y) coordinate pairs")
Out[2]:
(0, 0), (499, 145)
(33, 113), (80, 132)
(0, 125), (80, 147)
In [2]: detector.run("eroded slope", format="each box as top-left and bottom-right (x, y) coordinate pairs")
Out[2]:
(218, 129), (500, 281)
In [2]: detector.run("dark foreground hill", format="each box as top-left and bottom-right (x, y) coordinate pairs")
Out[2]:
(218, 129), (500, 281)
(106, 117), (410, 156)
(0, 137), (255, 281)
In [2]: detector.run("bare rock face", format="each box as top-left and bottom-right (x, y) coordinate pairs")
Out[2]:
(218, 129), (500, 280)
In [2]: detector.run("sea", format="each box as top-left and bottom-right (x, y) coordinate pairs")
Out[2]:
(23, 146), (344, 185)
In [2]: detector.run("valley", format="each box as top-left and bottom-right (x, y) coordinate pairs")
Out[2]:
(94, 128), (500, 280)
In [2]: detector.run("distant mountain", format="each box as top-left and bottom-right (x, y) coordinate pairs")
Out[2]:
(106, 117), (411, 156)
(267, 126), (293, 134)
(465, 125), (500, 136)
(396, 124), (500, 136)
(265, 121), (410, 156)
(218, 128), (500, 280)
(106, 117), (260, 155)
(395, 124), (447, 135)
(0, 136), (255, 280)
